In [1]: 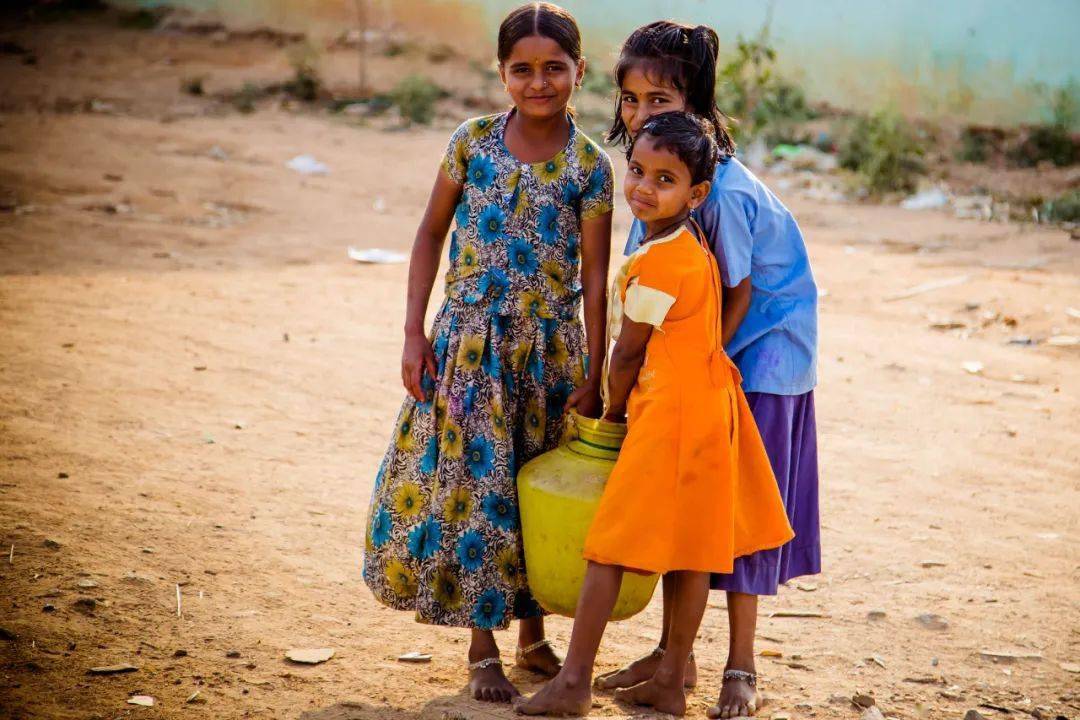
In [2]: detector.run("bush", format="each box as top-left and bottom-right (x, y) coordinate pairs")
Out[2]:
(1009, 124), (1078, 167)
(1042, 190), (1080, 223)
(838, 110), (926, 195)
(285, 43), (321, 102)
(389, 75), (443, 125)
(231, 82), (264, 114)
(715, 35), (814, 143)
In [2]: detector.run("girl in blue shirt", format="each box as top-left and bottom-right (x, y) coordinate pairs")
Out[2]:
(593, 21), (821, 720)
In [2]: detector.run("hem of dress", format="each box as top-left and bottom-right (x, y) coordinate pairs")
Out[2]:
(363, 585), (544, 631)
(709, 543), (822, 595)
(582, 532), (794, 577)
(738, 380), (818, 396)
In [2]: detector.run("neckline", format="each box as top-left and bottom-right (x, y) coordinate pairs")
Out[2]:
(632, 224), (691, 257)
(498, 108), (577, 167)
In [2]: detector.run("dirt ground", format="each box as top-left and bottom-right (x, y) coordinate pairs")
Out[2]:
(1, 15), (1079, 720)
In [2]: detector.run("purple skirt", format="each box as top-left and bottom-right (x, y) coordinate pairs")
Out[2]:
(711, 390), (821, 595)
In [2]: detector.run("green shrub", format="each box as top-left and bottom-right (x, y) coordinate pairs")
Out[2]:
(389, 75), (443, 125)
(715, 35), (814, 143)
(1009, 124), (1078, 167)
(231, 82), (264, 114)
(838, 110), (926, 195)
(1042, 190), (1080, 223)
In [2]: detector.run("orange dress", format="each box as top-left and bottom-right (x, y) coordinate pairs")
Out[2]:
(583, 225), (794, 575)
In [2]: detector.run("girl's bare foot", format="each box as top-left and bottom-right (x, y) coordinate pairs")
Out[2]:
(516, 639), (563, 677)
(513, 673), (591, 717)
(593, 648), (697, 690)
(706, 669), (759, 718)
(468, 659), (520, 704)
(614, 676), (688, 716)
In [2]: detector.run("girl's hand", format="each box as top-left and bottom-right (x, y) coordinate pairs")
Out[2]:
(602, 407), (626, 424)
(565, 378), (602, 419)
(401, 331), (437, 402)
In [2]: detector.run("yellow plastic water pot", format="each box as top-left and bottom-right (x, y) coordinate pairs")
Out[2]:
(517, 412), (659, 620)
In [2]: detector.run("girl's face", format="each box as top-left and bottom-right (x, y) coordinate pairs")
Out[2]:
(624, 135), (709, 224)
(499, 35), (584, 121)
(619, 64), (687, 139)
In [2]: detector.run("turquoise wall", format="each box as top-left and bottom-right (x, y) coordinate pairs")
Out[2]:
(129, 0), (1080, 126)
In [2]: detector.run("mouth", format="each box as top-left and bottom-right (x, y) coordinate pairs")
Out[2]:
(525, 95), (557, 102)
(629, 196), (656, 213)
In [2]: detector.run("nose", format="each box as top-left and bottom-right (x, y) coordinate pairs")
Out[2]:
(630, 105), (650, 135)
(530, 69), (547, 91)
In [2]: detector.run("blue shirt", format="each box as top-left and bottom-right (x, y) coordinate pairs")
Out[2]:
(625, 157), (818, 395)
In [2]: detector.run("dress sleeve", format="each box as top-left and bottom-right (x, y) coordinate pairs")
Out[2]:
(622, 248), (683, 328)
(441, 121), (471, 184)
(696, 188), (754, 287)
(579, 147), (614, 222)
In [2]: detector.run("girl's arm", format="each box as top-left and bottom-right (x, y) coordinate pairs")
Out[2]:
(602, 317), (653, 422)
(721, 276), (752, 347)
(401, 170), (463, 402)
(564, 211), (612, 419)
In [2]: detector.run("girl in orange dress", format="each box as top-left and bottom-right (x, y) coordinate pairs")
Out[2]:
(516, 113), (793, 717)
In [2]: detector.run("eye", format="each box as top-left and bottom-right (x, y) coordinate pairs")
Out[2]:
(659, 174), (674, 183)
(621, 94), (636, 104)
(651, 97), (668, 105)
(630, 166), (643, 176)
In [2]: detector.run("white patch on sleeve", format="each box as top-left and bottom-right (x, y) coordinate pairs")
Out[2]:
(623, 280), (676, 328)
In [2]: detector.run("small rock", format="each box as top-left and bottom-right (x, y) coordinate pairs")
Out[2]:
(760, 649), (783, 658)
(42, 539), (61, 550)
(77, 579), (98, 589)
(88, 664), (138, 675)
(915, 613), (948, 630)
(771, 713), (791, 720)
(794, 703), (813, 711)
(57, 472), (69, 479)
(1047, 334), (1079, 347)
(862, 708), (886, 720)
(127, 695), (154, 707)
(226, 650), (241, 658)
(920, 560), (947, 568)
(868, 655), (886, 668)
(852, 692), (876, 708)
(964, 711), (987, 720)
(42, 604), (56, 613)
(285, 648), (335, 664)
(939, 687), (964, 700)
(867, 610), (887, 621)
(1060, 662), (1080, 673)
(962, 360), (985, 375)
(141, 547), (155, 554)
(0, 627), (17, 641)
(104, 173), (123, 182)
(186, 690), (205, 704)
(173, 649), (188, 658)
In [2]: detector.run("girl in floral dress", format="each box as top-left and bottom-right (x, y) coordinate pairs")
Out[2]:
(362, 2), (613, 704)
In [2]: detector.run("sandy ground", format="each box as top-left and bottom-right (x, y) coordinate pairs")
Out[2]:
(1, 16), (1079, 720)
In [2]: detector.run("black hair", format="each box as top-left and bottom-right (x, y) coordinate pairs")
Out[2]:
(497, 2), (582, 64)
(608, 20), (735, 159)
(628, 112), (719, 186)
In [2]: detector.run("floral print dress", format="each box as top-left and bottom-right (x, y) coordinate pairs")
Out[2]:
(363, 110), (614, 629)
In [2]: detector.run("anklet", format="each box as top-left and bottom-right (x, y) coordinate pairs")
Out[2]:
(468, 656), (503, 671)
(723, 669), (757, 687)
(516, 639), (552, 662)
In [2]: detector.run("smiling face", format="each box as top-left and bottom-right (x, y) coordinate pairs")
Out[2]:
(619, 63), (688, 140)
(499, 35), (584, 121)
(624, 134), (710, 226)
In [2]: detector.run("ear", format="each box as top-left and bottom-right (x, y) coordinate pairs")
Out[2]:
(498, 62), (507, 88)
(575, 57), (586, 88)
(687, 180), (712, 209)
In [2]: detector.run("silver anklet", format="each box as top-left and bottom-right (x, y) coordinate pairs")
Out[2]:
(516, 638), (553, 662)
(723, 669), (756, 687)
(468, 656), (503, 671)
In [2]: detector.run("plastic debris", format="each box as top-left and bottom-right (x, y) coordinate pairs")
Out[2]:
(285, 154), (330, 176)
(961, 361), (984, 375)
(397, 651), (432, 663)
(900, 187), (949, 211)
(127, 696), (154, 707)
(1047, 334), (1079, 346)
(347, 247), (407, 264)
(285, 648), (335, 664)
